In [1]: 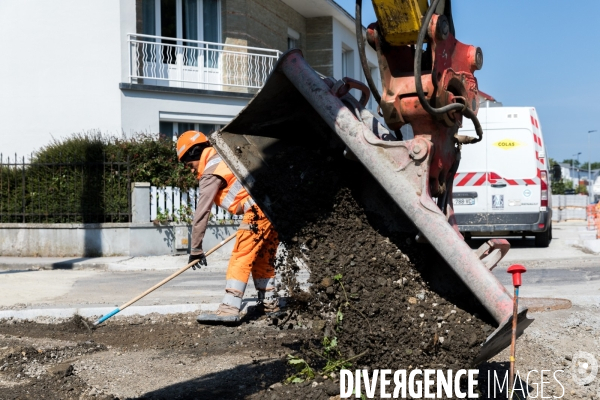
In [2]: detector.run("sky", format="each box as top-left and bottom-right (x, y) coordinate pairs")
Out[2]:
(335, 0), (600, 164)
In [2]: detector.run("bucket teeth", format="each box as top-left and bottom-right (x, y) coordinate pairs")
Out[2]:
(475, 309), (534, 365)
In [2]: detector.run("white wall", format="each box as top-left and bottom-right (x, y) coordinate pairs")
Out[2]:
(120, 90), (249, 135)
(0, 223), (237, 257)
(0, 0), (128, 157)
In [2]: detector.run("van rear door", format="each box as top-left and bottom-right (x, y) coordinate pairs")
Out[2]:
(486, 109), (540, 224)
(453, 107), (488, 225)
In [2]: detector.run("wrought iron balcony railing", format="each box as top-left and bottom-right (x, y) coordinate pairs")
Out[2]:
(128, 34), (282, 91)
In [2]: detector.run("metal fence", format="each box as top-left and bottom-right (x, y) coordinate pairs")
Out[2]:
(128, 33), (281, 91)
(0, 154), (131, 223)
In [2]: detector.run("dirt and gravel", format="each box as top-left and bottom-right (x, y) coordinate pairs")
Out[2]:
(1, 130), (596, 398)
(0, 313), (303, 399)
(1, 306), (598, 399)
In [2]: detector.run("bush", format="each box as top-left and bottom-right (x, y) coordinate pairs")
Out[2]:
(33, 132), (197, 190)
(0, 132), (197, 223)
(551, 179), (568, 195)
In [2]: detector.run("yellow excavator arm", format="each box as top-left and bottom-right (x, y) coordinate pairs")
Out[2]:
(371, 0), (428, 46)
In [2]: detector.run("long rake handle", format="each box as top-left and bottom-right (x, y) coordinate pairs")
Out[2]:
(93, 232), (237, 326)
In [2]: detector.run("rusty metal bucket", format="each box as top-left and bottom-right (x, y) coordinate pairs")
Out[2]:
(212, 49), (533, 364)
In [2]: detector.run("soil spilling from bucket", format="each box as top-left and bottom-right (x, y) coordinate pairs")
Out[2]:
(243, 141), (495, 378)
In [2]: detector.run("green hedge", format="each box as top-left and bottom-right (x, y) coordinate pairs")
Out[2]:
(0, 132), (197, 223)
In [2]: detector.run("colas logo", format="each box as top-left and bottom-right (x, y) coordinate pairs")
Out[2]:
(493, 139), (523, 150)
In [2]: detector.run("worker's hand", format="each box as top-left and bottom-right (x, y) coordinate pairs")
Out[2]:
(188, 253), (207, 270)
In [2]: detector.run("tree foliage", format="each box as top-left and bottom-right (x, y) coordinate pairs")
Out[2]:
(579, 162), (600, 171)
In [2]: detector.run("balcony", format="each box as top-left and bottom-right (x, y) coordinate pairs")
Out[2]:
(127, 34), (282, 93)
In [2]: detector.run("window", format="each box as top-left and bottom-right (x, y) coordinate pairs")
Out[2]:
(178, 122), (196, 134)
(160, 122), (221, 140)
(341, 46), (354, 78)
(159, 121), (173, 140)
(287, 27), (300, 50)
(287, 37), (297, 50)
(141, 0), (221, 65)
(161, 0), (177, 62)
(142, 0), (156, 36)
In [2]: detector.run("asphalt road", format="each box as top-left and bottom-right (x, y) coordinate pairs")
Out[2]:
(0, 221), (596, 319)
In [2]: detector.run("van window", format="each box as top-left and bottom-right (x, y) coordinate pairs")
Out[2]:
(486, 128), (537, 179)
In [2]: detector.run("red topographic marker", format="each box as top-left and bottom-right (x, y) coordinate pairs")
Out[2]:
(507, 264), (527, 287)
(507, 264), (527, 399)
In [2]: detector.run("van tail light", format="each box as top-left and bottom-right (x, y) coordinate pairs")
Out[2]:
(540, 171), (548, 207)
(488, 172), (502, 183)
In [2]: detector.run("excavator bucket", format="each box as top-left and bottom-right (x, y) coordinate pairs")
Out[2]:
(212, 49), (533, 365)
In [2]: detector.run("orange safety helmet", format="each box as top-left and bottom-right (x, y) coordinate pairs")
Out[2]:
(176, 130), (209, 161)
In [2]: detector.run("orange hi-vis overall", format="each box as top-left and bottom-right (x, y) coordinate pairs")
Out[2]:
(197, 148), (279, 309)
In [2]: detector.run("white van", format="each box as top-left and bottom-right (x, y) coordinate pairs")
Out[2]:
(453, 106), (552, 247)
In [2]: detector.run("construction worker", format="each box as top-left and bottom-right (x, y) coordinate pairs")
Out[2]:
(176, 130), (279, 323)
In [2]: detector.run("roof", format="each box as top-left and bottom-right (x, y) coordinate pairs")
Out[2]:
(478, 91), (496, 102)
(282, 0), (360, 32)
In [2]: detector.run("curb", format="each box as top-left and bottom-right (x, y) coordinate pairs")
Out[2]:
(0, 303), (223, 321)
(0, 297), (297, 321)
(0, 259), (231, 272)
(0, 258), (132, 272)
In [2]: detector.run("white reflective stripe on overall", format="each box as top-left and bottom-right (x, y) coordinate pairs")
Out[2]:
(225, 279), (247, 292)
(221, 180), (243, 210)
(243, 198), (256, 212)
(204, 156), (222, 171)
(253, 277), (276, 291)
(222, 279), (247, 309)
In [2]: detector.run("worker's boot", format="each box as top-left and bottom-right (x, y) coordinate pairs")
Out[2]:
(256, 289), (282, 317)
(197, 284), (244, 324)
(196, 303), (240, 323)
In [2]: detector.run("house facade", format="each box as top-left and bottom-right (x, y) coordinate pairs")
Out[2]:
(0, 0), (381, 157)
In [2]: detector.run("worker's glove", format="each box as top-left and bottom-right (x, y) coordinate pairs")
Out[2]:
(188, 253), (207, 270)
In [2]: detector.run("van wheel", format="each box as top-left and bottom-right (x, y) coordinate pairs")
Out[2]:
(535, 227), (551, 248)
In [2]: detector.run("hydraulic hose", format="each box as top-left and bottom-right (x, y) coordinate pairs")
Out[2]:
(414, 0), (483, 143)
(355, 0), (381, 106)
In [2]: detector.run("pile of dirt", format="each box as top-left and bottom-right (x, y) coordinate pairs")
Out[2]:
(289, 189), (492, 370)
(244, 140), (495, 381)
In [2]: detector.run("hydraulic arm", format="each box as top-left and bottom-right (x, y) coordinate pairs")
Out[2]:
(211, 0), (533, 363)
